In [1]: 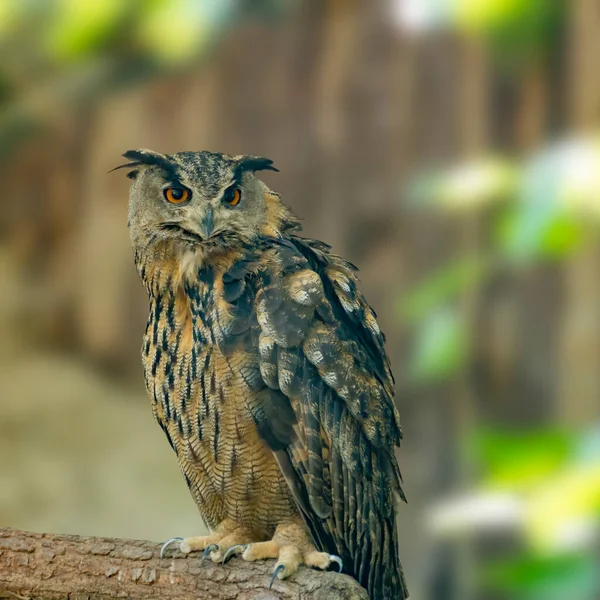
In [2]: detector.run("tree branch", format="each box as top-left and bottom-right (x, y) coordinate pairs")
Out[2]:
(0, 528), (367, 600)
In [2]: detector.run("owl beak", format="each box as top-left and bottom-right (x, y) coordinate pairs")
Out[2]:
(199, 208), (214, 240)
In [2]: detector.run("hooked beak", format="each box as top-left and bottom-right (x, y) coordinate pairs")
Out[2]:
(199, 207), (214, 240)
(161, 209), (215, 245)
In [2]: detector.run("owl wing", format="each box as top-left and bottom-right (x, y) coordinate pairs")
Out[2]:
(248, 236), (407, 599)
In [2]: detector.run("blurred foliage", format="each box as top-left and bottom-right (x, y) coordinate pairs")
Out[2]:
(0, 0), (239, 65)
(409, 156), (517, 212)
(46, 0), (130, 61)
(454, 0), (565, 63)
(501, 139), (600, 261)
(468, 427), (600, 598)
(410, 123), (600, 596)
(408, 307), (469, 383)
(483, 552), (600, 600)
(399, 257), (485, 383)
(0, 0), (282, 153)
(469, 428), (575, 492)
(498, 205), (584, 262)
(397, 0), (565, 64)
(399, 257), (488, 322)
(404, 134), (600, 385)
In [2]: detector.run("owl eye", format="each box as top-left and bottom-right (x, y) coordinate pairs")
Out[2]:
(223, 188), (241, 207)
(164, 187), (190, 204)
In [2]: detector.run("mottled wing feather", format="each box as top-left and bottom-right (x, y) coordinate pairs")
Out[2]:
(252, 237), (407, 600)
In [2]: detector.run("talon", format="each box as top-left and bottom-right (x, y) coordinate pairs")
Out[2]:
(160, 537), (183, 559)
(201, 544), (219, 565)
(222, 544), (248, 564)
(269, 563), (286, 589)
(329, 554), (343, 572)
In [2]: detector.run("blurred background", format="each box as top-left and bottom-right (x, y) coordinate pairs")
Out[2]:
(1, 0), (599, 598)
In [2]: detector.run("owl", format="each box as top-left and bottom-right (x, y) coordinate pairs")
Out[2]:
(117, 149), (407, 600)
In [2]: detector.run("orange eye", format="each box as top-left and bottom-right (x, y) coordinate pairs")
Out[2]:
(224, 188), (241, 206)
(164, 187), (190, 204)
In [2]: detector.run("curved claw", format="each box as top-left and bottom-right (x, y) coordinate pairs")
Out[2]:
(222, 544), (248, 564)
(160, 537), (183, 559)
(329, 554), (343, 573)
(201, 543), (219, 565)
(269, 563), (286, 589)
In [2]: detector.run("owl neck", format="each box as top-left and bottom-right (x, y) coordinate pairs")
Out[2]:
(134, 239), (246, 299)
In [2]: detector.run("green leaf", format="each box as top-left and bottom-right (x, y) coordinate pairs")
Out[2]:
(539, 214), (583, 257)
(0, 0), (25, 38)
(46, 0), (128, 61)
(483, 552), (600, 599)
(453, 0), (523, 31)
(137, 0), (235, 63)
(499, 145), (585, 262)
(468, 428), (575, 489)
(409, 307), (469, 383)
(498, 207), (584, 262)
(408, 156), (517, 211)
(398, 257), (487, 324)
(486, 0), (564, 64)
(452, 0), (564, 63)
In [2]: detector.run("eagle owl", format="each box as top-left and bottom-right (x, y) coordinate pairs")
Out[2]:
(118, 149), (407, 599)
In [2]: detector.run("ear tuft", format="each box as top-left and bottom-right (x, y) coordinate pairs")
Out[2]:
(238, 155), (279, 174)
(122, 149), (168, 164)
(109, 149), (176, 179)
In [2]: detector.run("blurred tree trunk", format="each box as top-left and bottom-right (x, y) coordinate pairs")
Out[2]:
(455, 35), (488, 600)
(558, 0), (600, 423)
(401, 29), (468, 600)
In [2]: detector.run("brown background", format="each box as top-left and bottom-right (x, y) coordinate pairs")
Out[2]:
(1, 1), (599, 599)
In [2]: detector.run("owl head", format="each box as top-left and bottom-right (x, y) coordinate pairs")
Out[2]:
(117, 149), (297, 266)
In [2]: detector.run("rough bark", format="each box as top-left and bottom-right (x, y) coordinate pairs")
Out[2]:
(0, 528), (367, 600)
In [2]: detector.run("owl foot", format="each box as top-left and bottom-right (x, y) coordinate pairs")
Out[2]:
(221, 520), (343, 589)
(159, 520), (257, 563)
(159, 534), (221, 559)
(160, 537), (183, 559)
